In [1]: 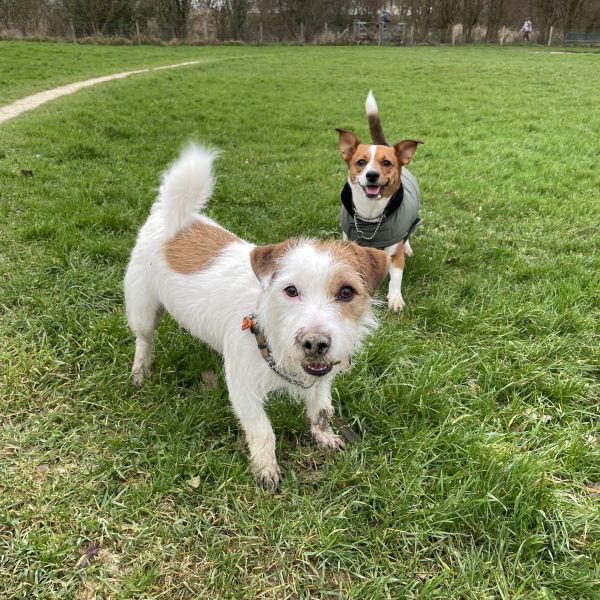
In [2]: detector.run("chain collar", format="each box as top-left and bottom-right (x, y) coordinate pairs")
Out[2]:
(352, 205), (387, 241)
(341, 182), (405, 242)
(242, 315), (315, 389)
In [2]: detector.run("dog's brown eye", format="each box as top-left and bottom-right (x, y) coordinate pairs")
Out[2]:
(356, 159), (367, 167)
(382, 159), (392, 167)
(284, 286), (299, 298)
(338, 286), (355, 302)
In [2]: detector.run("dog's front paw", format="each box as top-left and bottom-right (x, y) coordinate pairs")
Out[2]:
(311, 426), (346, 452)
(256, 463), (281, 492)
(132, 364), (151, 387)
(387, 292), (405, 312)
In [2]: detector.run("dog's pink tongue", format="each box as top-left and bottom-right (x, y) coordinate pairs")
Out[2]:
(366, 185), (380, 196)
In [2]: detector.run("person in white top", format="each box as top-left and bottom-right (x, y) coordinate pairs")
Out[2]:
(521, 18), (533, 41)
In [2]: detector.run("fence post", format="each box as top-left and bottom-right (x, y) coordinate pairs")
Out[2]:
(548, 26), (553, 46)
(300, 22), (304, 43)
(69, 19), (76, 43)
(324, 23), (328, 38)
(204, 19), (209, 41)
(410, 25), (414, 45)
(135, 20), (141, 45)
(452, 27), (455, 45)
(259, 21), (263, 43)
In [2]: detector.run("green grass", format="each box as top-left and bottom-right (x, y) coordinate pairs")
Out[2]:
(0, 42), (599, 599)
(0, 41), (255, 105)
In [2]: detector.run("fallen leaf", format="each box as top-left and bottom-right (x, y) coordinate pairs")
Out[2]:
(333, 416), (361, 444)
(585, 434), (597, 446)
(585, 483), (600, 496)
(77, 541), (101, 569)
(468, 381), (480, 394)
(188, 475), (201, 489)
(446, 257), (459, 265)
(19, 169), (33, 177)
(524, 408), (552, 424)
(201, 370), (218, 390)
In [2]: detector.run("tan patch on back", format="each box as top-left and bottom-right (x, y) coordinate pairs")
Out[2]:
(164, 221), (238, 274)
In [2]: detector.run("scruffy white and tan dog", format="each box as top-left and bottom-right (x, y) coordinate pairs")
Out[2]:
(124, 145), (390, 490)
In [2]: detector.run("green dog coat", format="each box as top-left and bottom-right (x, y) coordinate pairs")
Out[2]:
(340, 168), (421, 249)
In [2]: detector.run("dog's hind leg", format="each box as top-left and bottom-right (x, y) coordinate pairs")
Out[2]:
(124, 268), (163, 387)
(404, 238), (414, 257)
(304, 381), (345, 451)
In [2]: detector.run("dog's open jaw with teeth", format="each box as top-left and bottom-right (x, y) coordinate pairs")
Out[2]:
(336, 90), (423, 311)
(124, 145), (390, 490)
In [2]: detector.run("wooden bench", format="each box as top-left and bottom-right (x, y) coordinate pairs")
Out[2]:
(565, 32), (600, 45)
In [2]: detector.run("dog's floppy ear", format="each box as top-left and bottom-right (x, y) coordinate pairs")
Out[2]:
(336, 128), (361, 163)
(393, 139), (423, 166)
(250, 241), (291, 285)
(355, 246), (390, 295)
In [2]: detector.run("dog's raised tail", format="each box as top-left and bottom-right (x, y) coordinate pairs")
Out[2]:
(365, 90), (388, 146)
(159, 144), (219, 235)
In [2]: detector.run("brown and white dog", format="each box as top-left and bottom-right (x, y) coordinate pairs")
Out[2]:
(124, 145), (390, 490)
(336, 91), (423, 311)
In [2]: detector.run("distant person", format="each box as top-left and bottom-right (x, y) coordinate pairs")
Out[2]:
(521, 18), (532, 41)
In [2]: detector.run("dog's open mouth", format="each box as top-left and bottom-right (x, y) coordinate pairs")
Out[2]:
(302, 361), (333, 377)
(362, 184), (383, 199)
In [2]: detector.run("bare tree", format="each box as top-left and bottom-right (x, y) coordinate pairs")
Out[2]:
(531, 0), (562, 42)
(217, 0), (250, 39)
(154, 0), (192, 37)
(462, 0), (482, 41)
(60, 0), (136, 35)
(2, 0), (600, 43)
(403, 0), (435, 41)
(437, 0), (462, 43)
(484, 0), (505, 42)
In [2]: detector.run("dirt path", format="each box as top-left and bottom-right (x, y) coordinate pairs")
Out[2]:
(0, 60), (207, 125)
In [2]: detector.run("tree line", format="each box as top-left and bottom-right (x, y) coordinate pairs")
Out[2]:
(1, 0), (599, 43)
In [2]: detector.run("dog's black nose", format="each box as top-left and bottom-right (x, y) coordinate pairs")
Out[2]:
(300, 333), (331, 357)
(365, 170), (379, 182)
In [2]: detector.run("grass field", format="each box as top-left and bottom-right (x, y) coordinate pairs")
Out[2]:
(0, 42), (599, 599)
(0, 41), (249, 105)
